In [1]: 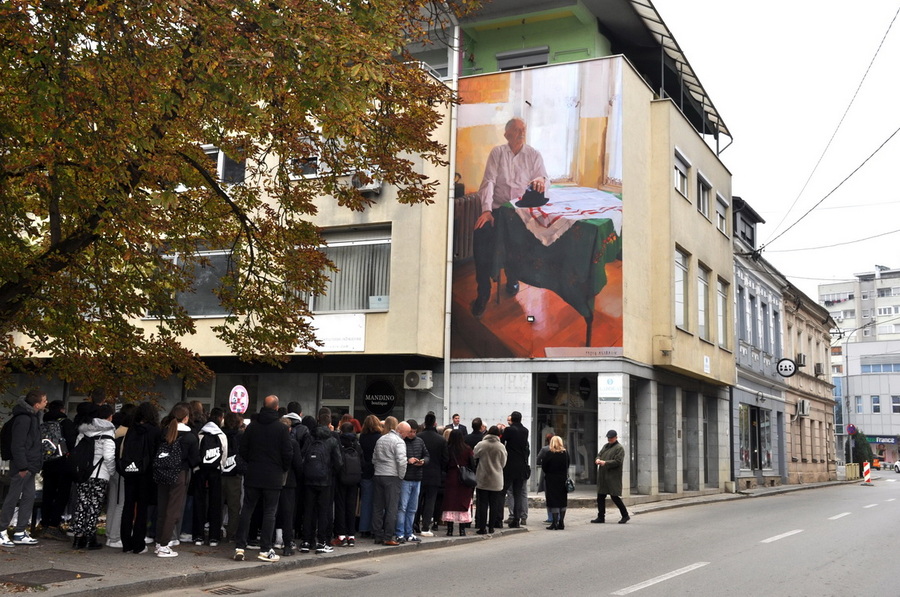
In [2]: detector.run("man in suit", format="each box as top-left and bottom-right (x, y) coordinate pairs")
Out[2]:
(500, 411), (529, 528)
(449, 413), (467, 436)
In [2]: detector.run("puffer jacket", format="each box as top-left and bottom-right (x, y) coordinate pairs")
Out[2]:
(8, 397), (43, 474)
(75, 418), (117, 482)
(373, 430), (407, 479)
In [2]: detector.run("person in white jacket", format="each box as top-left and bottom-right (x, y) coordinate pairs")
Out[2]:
(71, 404), (116, 550)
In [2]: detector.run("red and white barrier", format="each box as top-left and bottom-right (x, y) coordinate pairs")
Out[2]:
(863, 461), (872, 485)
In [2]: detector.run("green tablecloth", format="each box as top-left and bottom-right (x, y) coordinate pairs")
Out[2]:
(496, 204), (622, 324)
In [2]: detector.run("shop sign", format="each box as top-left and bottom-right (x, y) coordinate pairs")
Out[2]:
(363, 379), (397, 416)
(865, 436), (897, 445)
(598, 374), (623, 401)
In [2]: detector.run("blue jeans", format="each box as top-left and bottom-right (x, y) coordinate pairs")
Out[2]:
(358, 478), (375, 532)
(395, 480), (421, 538)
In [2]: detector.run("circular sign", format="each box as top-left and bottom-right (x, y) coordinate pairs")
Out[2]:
(228, 385), (249, 414)
(363, 379), (397, 416)
(846, 424), (857, 435)
(545, 374), (560, 397)
(578, 377), (592, 400)
(776, 358), (798, 378)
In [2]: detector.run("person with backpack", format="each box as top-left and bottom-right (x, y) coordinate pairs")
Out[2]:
(220, 412), (245, 543)
(70, 404), (116, 550)
(104, 403), (134, 549)
(233, 395), (293, 564)
(332, 421), (363, 547)
(38, 399), (77, 542)
(154, 403), (200, 558)
(119, 401), (161, 554)
(284, 407), (310, 544)
(300, 410), (343, 554)
(192, 407), (228, 547)
(416, 412), (448, 537)
(0, 389), (47, 548)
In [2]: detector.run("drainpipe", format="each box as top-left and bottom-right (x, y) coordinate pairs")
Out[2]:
(442, 19), (461, 425)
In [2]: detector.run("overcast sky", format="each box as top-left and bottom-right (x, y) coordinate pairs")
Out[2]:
(650, 0), (900, 299)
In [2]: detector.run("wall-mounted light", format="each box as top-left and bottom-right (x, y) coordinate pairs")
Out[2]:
(526, 315), (535, 323)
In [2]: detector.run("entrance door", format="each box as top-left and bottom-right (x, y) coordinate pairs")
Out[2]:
(535, 373), (598, 487)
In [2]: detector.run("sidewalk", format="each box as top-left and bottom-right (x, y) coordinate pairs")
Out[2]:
(0, 479), (855, 596)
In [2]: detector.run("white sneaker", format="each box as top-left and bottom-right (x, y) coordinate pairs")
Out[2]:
(233, 548), (245, 561)
(209, 541), (219, 547)
(136, 545), (148, 554)
(0, 530), (14, 548)
(178, 532), (192, 542)
(106, 539), (123, 549)
(144, 536), (154, 544)
(420, 530), (434, 537)
(12, 531), (38, 545)
(155, 544), (178, 558)
(168, 539), (180, 547)
(257, 549), (280, 562)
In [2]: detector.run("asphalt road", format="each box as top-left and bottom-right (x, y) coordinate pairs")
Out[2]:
(150, 480), (900, 597)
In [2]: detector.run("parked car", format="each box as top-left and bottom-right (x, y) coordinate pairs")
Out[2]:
(894, 461), (900, 473)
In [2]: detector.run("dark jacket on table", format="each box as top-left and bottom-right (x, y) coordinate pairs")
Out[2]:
(8, 397), (43, 474)
(419, 427), (448, 487)
(401, 434), (430, 482)
(541, 449), (570, 509)
(303, 424), (343, 488)
(596, 440), (625, 496)
(501, 422), (530, 480)
(239, 406), (293, 490)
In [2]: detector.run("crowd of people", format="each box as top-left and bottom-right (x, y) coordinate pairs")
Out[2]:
(1, 389), (630, 560)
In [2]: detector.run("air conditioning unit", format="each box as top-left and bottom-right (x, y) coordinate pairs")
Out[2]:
(814, 362), (825, 377)
(835, 314), (843, 323)
(403, 370), (433, 390)
(798, 399), (811, 417)
(351, 170), (382, 195)
(795, 353), (807, 367)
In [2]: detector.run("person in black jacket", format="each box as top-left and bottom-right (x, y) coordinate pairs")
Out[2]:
(301, 411), (343, 554)
(417, 413), (447, 537)
(39, 399), (78, 542)
(220, 412), (245, 543)
(397, 420), (429, 542)
(233, 395), (293, 563)
(154, 403), (200, 558)
(120, 401), (161, 554)
(501, 411), (530, 528)
(276, 416), (305, 556)
(332, 422), (363, 547)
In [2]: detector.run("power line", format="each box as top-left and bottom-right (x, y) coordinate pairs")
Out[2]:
(767, 228), (900, 253)
(764, 5), (900, 245)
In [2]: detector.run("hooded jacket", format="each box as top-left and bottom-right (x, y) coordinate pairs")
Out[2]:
(239, 406), (293, 490)
(373, 429), (407, 479)
(8, 397), (43, 474)
(75, 418), (117, 482)
(198, 420), (229, 470)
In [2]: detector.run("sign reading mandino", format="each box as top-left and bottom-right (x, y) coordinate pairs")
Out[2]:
(776, 358), (797, 378)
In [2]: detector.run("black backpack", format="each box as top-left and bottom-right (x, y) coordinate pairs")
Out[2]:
(303, 438), (330, 485)
(69, 434), (113, 483)
(152, 439), (183, 485)
(198, 432), (224, 471)
(0, 413), (24, 462)
(117, 427), (153, 477)
(40, 420), (67, 462)
(339, 443), (362, 486)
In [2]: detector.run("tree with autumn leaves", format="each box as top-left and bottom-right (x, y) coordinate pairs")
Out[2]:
(0, 0), (472, 400)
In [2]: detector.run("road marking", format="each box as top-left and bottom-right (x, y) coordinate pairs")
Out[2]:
(611, 562), (710, 595)
(760, 530), (803, 543)
(828, 512), (851, 520)
(864, 504), (878, 509)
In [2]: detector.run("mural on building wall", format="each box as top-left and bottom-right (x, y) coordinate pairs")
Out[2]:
(451, 58), (624, 358)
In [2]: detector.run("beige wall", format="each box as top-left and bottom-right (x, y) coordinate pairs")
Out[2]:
(620, 66), (735, 387)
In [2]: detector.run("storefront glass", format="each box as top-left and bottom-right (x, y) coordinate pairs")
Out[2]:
(535, 373), (598, 486)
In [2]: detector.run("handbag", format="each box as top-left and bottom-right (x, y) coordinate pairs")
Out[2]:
(565, 476), (575, 493)
(458, 464), (477, 488)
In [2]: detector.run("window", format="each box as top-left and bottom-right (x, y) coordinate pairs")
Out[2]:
(738, 285), (749, 342)
(750, 295), (760, 345)
(696, 175), (711, 218)
(173, 250), (234, 317)
(832, 364), (843, 374)
(762, 302), (771, 353)
(310, 228), (391, 312)
(674, 153), (689, 197)
(831, 345), (842, 356)
(202, 145), (246, 184)
(697, 266), (710, 340)
(716, 196), (728, 235)
(675, 248), (689, 328)
(717, 279), (729, 348)
(862, 310), (870, 318)
(855, 396), (863, 414)
(843, 309), (856, 318)
(861, 291), (870, 300)
(863, 328), (872, 337)
(737, 216), (755, 247)
(893, 396), (900, 414)
(872, 395), (881, 414)
(496, 46), (549, 70)
(878, 288), (892, 298)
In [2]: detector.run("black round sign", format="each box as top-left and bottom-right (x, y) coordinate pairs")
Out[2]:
(363, 379), (397, 416)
